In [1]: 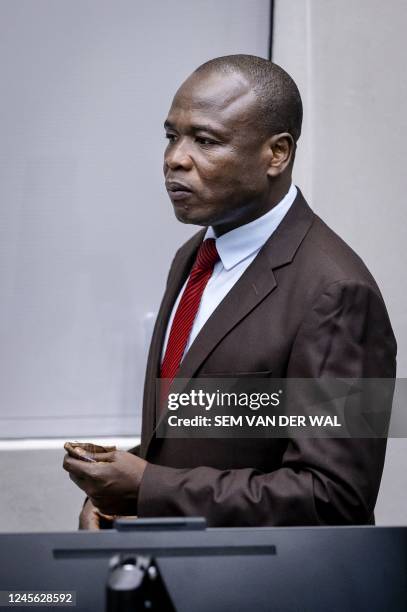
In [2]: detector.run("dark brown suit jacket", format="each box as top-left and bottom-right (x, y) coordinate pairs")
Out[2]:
(135, 189), (397, 526)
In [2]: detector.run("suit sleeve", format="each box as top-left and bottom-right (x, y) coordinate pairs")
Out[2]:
(137, 280), (397, 526)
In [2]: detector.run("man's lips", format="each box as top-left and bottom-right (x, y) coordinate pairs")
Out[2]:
(166, 180), (194, 201)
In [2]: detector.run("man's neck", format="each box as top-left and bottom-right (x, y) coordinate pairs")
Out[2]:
(213, 177), (293, 238)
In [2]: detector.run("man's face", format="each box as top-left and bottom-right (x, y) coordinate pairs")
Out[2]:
(163, 70), (272, 234)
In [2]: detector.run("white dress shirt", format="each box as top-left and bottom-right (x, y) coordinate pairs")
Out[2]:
(161, 184), (298, 362)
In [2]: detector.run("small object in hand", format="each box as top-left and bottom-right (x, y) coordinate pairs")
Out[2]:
(64, 441), (117, 462)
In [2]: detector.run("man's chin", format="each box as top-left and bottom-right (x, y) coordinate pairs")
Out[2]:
(172, 203), (211, 227)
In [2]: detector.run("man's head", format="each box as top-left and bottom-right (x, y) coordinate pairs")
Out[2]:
(164, 55), (302, 235)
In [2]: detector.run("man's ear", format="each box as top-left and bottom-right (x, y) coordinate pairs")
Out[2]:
(265, 133), (295, 177)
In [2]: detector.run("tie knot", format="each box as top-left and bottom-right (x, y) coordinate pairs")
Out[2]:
(194, 238), (219, 272)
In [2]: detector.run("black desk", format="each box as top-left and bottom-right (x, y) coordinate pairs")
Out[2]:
(0, 526), (406, 611)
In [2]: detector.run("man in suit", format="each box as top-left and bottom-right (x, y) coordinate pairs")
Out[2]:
(64, 55), (396, 528)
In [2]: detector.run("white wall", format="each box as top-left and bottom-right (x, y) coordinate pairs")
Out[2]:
(273, 0), (407, 525)
(0, 0), (270, 438)
(0, 0), (270, 531)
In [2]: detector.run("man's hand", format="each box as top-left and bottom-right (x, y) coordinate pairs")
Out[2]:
(79, 498), (102, 530)
(79, 498), (118, 530)
(63, 450), (147, 515)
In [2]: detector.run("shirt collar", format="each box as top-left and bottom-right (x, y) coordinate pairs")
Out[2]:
(205, 184), (298, 271)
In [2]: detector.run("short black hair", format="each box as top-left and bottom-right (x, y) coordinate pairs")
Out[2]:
(194, 54), (303, 143)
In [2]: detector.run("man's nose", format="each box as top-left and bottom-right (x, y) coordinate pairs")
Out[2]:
(164, 138), (193, 171)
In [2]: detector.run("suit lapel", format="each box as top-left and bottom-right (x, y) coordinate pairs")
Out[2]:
(142, 190), (315, 453)
(176, 190), (315, 378)
(175, 248), (277, 379)
(140, 230), (205, 455)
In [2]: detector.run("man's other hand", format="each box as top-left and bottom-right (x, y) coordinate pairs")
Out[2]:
(79, 498), (101, 530)
(63, 450), (147, 516)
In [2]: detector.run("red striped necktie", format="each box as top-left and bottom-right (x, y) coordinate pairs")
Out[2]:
(160, 238), (220, 384)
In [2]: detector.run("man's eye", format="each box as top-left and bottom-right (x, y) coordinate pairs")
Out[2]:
(196, 137), (215, 145)
(165, 133), (177, 142)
